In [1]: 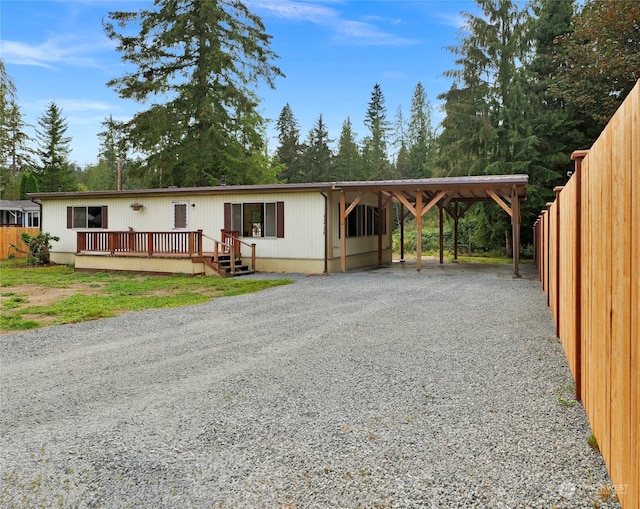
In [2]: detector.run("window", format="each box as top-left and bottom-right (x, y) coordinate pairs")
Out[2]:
(67, 206), (107, 229)
(341, 204), (386, 237)
(225, 202), (284, 238)
(173, 202), (188, 229)
(25, 211), (40, 228)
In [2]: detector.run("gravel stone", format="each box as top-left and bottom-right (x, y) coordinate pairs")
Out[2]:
(0, 261), (621, 508)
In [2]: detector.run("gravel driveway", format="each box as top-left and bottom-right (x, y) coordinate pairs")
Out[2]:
(0, 261), (619, 508)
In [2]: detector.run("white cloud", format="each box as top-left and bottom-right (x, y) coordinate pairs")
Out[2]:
(248, 0), (418, 46)
(0, 35), (113, 69)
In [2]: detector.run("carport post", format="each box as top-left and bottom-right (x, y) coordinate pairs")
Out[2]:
(416, 192), (423, 272)
(340, 191), (347, 273)
(439, 203), (444, 265)
(511, 186), (521, 277)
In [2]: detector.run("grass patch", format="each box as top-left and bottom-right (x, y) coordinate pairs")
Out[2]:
(0, 264), (293, 333)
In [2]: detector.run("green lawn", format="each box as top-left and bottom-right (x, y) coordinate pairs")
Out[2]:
(0, 261), (292, 333)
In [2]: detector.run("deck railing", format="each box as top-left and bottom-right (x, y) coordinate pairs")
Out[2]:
(77, 230), (203, 256)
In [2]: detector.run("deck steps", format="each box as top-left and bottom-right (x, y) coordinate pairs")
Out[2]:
(195, 252), (254, 277)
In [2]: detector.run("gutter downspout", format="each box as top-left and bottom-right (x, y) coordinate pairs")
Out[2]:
(320, 191), (328, 274)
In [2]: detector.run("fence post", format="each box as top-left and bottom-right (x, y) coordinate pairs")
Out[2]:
(554, 186), (564, 339)
(571, 149), (588, 402)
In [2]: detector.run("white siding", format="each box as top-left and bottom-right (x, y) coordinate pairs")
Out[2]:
(42, 191), (328, 261)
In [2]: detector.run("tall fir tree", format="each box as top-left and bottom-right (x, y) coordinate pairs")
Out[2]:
(103, 0), (283, 187)
(274, 103), (303, 183)
(302, 114), (333, 182)
(526, 0), (585, 216)
(391, 106), (409, 179)
(332, 117), (362, 181)
(362, 83), (391, 180)
(34, 101), (77, 192)
(95, 115), (129, 190)
(407, 82), (435, 179)
(437, 0), (537, 249)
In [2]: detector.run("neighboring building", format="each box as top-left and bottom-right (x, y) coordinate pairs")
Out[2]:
(30, 176), (528, 276)
(0, 200), (41, 227)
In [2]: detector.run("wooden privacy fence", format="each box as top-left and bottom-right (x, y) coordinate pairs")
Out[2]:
(0, 226), (40, 259)
(534, 80), (639, 509)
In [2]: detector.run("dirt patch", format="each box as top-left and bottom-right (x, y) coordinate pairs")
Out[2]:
(1, 283), (105, 308)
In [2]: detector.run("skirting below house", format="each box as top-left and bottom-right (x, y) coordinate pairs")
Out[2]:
(52, 248), (393, 275)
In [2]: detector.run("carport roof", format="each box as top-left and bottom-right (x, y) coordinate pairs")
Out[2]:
(334, 174), (529, 201)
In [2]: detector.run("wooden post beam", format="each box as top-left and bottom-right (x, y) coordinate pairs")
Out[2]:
(340, 191), (347, 273)
(416, 191), (423, 272)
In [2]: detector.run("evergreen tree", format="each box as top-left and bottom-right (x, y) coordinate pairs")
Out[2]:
(274, 103), (303, 182)
(362, 83), (391, 180)
(1, 60), (33, 199)
(96, 115), (129, 190)
(332, 117), (362, 181)
(407, 82), (434, 178)
(391, 106), (409, 179)
(550, 0), (640, 142)
(302, 114), (333, 182)
(526, 0), (584, 216)
(19, 170), (39, 199)
(103, 0), (283, 187)
(34, 101), (77, 192)
(437, 0), (536, 249)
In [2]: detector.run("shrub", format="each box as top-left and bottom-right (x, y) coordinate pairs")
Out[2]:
(11, 232), (60, 266)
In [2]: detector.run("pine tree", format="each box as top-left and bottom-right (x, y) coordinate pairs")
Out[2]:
(104, 0), (283, 187)
(34, 101), (77, 192)
(302, 114), (333, 182)
(274, 103), (303, 183)
(362, 83), (391, 180)
(332, 117), (362, 181)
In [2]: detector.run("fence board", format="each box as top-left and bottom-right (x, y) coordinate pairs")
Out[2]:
(558, 176), (577, 382)
(0, 227), (40, 259)
(610, 88), (633, 507)
(630, 78), (639, 509)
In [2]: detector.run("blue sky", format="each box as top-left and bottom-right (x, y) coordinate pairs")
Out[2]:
(1, 0), (477, 167)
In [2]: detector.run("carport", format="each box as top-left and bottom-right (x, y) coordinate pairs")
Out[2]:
(336, 175), (529, 276)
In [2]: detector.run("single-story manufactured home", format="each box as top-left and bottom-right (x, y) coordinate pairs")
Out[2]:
(29, 175), (528, 276)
